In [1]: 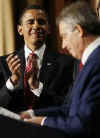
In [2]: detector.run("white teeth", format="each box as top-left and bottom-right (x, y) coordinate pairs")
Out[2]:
(30, 29), (43, 35)
(31, 30), (36, 34)
(30, 31), (37, 35)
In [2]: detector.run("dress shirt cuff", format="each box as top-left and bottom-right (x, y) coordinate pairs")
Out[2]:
(41, 117), (47, 126)
(30, 82), (43, 97)
(6, 78), (15, 91)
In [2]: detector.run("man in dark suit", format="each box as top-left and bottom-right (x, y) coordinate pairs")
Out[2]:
(0, 5), (74, 113)
(19, 1), (100, 137)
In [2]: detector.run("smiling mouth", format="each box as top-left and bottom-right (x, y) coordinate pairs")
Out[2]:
(31, 34), (44, 41)
(30, 30), (45, 39)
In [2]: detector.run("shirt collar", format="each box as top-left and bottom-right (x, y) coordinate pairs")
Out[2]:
(82, 37), (100, 65)
(24, 44), (46, 61)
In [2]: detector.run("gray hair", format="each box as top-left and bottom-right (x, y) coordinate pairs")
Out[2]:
(56, 1), (100, 35)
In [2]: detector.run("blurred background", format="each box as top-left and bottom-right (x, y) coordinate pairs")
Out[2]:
(0, 0), (99, 56)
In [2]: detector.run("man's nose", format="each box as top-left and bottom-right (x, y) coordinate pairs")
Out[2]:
(62, 40), (66, 49)
(32, 20), (40, 29)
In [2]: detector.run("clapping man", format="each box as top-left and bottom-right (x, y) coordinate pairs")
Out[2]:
(0, 5), (74, 113)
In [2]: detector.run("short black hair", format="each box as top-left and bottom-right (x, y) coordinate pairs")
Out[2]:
(18, 4), (47, 25)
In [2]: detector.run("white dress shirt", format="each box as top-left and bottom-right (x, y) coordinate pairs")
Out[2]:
(6, 44), (46, 97)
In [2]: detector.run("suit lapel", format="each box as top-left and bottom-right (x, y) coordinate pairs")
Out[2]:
(16, 48), (25, 89)
(18, 48), (25, 72)
(39, 48), (58, 84)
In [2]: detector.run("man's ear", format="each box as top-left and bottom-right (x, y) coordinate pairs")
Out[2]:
(74, 24), (84, 37)
(17, 25), (23, 36)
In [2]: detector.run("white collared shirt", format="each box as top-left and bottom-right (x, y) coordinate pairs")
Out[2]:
(24, 44), (46, 70)
(6, 44), (46, 97)
(82, 37), (100, 65)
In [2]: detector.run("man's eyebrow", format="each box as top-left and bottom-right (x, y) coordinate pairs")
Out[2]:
(23, 14), (47, 19)
(25, 18), (47, 21)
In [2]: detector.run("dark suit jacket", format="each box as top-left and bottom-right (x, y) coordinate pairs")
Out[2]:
(35, 46), (100, 137)
(0, 47), (74, 113)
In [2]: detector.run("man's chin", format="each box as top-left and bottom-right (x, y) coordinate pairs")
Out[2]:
(34, 40), (44, 49)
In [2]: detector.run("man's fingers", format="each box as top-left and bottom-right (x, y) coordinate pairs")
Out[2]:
(13, 63), (21, 72)
(24, 117), (43, 125)
(8, 55), (20, 65)
(7, 54), (20, 65)
(6, 54), (21, 74)
(10, 61), (21, 71)
(20, 113), (31, 120)
(20, 109), (34, 120)
(6, 54), (14, 63)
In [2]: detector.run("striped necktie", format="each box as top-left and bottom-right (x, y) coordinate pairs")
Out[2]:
(24, 52), (39, 109)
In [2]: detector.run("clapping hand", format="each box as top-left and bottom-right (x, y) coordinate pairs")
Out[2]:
(25, 53), (39, 89)
(6, 54), (21, 86)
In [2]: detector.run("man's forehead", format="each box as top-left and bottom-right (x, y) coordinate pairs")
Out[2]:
(23, 9), (46, 18)
(59, 22), (68, 34)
